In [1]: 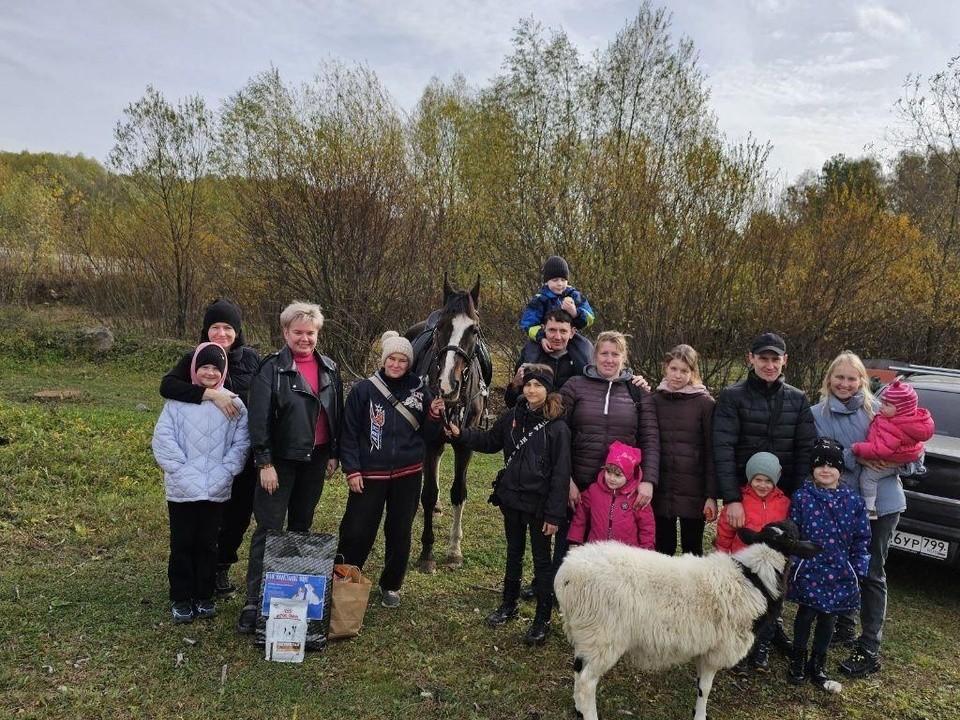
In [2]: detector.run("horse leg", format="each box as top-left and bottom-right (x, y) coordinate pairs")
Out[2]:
(445, 445), (471, 568)
(418, 442), (443, 574)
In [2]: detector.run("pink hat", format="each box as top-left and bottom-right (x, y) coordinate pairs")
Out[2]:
(882, 379), (918, 416)
(603, 441), (642, 483)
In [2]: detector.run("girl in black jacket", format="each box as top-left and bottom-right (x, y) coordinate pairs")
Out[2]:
(447, 364), (570, 646)
(336, 332), (444, 609)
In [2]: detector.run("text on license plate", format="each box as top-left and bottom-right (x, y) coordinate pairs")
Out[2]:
(892, 530), (949, 559)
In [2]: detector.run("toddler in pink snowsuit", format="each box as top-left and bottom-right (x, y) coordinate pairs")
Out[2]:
(567, 440), (656, 548)
(853, 379), (934, 517)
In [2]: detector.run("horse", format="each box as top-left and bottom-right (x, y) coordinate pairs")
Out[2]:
(405, 276), (490, 573)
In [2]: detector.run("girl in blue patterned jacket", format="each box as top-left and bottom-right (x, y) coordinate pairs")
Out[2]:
(787, 437), (871, 692)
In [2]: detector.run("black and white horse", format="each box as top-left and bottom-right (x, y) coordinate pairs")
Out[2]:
(406, 277), (489, 572)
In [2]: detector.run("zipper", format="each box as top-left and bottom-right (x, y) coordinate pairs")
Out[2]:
(607, 490), (616, 539)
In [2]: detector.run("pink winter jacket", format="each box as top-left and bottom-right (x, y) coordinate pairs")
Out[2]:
(567, 472), (656, 548)
(852, 408), (934, 465)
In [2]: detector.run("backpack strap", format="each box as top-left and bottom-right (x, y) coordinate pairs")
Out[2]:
(368, 373), (420, 432)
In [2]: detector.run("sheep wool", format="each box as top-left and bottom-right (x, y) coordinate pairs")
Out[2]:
(554, 521), (820, 720)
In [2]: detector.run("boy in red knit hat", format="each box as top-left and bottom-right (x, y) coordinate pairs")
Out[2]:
(853, 379), (934, 518)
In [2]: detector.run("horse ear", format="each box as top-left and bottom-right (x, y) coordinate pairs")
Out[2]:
(469, 275), (480, 310)
(443, 273), (454, 302)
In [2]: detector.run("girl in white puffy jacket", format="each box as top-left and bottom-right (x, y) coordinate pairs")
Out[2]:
(152, 342), (249, 624)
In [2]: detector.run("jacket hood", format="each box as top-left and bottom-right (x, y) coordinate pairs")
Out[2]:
(826, 391), (866, 415)
(583, 365), (633, 383)
(887, 407), (935, 442)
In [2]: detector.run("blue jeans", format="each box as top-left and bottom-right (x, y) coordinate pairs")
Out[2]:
(835, 510), (899, 654)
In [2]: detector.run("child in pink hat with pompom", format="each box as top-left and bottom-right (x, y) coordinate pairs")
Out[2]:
(567, 440), (655, 549)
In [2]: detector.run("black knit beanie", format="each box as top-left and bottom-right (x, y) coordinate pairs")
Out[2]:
(811, 437), (845, 472)
(542, 255), (570, 283)
(200, 299), (244, 347)
(194, 343), (228, 374)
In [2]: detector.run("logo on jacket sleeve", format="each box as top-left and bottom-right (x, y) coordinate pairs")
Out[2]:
(403, 390), (424, 412)
(369, 402), (386, 450)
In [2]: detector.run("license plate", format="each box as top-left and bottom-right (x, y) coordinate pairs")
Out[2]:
(892, 530), (949, 560)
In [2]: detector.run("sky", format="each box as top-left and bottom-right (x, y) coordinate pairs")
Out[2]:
(2, 0), (958, 183)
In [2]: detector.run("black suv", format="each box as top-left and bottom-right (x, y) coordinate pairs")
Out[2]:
(887, 369), (960, 566)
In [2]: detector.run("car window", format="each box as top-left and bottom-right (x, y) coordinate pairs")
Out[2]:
(913, 388), (960, 438)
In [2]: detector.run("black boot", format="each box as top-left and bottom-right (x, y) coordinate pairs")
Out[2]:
(771, 617), (792, 655)
(730, 656), (751, 676)
(787, 647), (808, 685)
(488, 578), (520, 626)
(525, 595), (552, 646)
(807, 652), (838, 692)
(485, 602), (519, 626)
(750, 638), (771, 672)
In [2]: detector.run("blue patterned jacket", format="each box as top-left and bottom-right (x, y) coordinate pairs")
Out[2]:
(787, 480), (871, 613)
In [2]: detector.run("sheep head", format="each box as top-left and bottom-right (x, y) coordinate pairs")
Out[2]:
(737, 520), (821, 559)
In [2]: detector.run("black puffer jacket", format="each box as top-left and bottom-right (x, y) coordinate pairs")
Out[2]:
(713, 371), (815, 501)
(340, 370), (442, 480)
(248, 345), (344, 466)
(559, 367), (660, 491)
(651, 387), (718, 518)
(455, 400), (570, 526)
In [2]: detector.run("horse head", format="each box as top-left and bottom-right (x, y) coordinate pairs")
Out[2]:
(432, 275), (481, 403)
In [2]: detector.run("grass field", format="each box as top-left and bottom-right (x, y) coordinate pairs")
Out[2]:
(2, 321), (959, 720)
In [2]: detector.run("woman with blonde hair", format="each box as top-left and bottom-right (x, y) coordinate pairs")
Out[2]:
(237, 302), (344, 634)
(811, 350), (899, 679)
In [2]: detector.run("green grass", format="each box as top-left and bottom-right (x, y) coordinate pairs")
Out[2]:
(2, 330), (960, 719)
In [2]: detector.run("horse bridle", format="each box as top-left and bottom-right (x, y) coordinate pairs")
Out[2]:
(429, 334), (485, 428)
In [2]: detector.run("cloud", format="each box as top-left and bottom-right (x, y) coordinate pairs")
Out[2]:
(856, 4), (911, 37)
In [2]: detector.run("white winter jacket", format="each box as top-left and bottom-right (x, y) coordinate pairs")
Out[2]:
(152, 398), (250, 502)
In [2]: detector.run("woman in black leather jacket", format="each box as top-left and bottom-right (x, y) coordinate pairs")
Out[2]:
(237, 301), (344, 634)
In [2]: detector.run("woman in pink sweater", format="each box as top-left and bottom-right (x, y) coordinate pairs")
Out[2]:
(567, 441), (655, 548)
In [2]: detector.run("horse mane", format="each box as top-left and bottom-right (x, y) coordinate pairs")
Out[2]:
(436, 290), (478, 329)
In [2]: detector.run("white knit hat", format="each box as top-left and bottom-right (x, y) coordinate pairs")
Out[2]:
(380, 330), (414, 365)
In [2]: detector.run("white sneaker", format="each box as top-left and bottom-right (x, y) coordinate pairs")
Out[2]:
(381, 590), (401, 608)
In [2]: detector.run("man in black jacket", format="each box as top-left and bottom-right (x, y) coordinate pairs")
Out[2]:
(713, 332), (816, 657)
(504, 308), (593, 407)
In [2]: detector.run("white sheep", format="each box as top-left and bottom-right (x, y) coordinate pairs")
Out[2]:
(553, 520), (821, 720)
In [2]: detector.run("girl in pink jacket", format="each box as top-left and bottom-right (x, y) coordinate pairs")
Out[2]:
(567, 441), (656, 548)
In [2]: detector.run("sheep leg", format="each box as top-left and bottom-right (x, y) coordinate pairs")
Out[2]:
(693, 659), (717, 720)
(573, 654), (609, 720)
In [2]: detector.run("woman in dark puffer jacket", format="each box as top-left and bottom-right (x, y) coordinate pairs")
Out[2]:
(558, 331), (660, 567)
(651, 344), (717, 556)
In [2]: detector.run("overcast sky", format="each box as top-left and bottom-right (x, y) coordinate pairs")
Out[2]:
(2, 0), (958, 182)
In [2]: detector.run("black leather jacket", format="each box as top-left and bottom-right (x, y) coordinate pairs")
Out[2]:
(248, 345), (344, 466)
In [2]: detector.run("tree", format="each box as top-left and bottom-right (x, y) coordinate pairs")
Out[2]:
(892, 56), (960, 363)
(217, 65), (439, 373)
(108, 86), (215, 335)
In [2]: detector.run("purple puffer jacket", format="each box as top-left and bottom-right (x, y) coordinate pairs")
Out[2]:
(559, 367), (660, 491)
